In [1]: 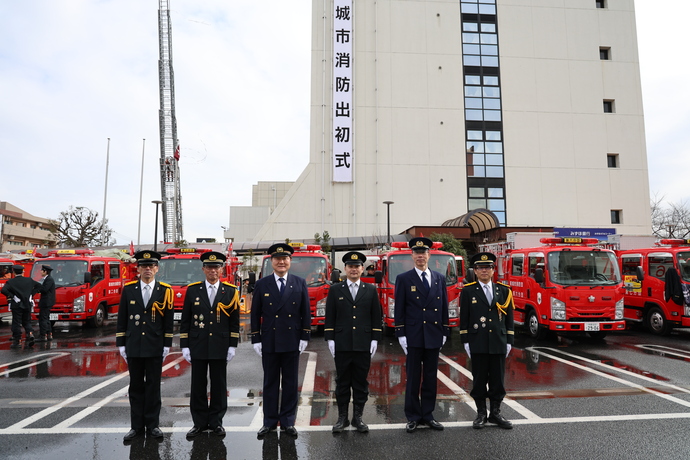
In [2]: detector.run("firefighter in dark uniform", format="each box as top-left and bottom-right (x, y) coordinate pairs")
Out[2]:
(251, 243), (311, 438)
(180, 251), (240, 438)
(460, 252), (514, 429)
(394, 237), (449, 433)
(116, 250), (174, 441)
(2, 264), (41, 348)
(324, 251), (382, 433)
(36, 264), (56, 342)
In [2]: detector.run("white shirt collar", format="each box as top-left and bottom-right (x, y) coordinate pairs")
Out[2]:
(480, 281), (492, 290)
(140, 279), (155, 289)
(274, 273), (288, 283)
(206, 280), (219, 290)
(414, 267), (430, 279)
(348, 280), (360, 288)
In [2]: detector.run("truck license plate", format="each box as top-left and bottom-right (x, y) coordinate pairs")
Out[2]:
(174, 312), (181, 321)
(49, 313), (58, 321)
(585, 323), (600, 331)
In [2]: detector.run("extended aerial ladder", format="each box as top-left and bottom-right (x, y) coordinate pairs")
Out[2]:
(158, 0), (183, 243)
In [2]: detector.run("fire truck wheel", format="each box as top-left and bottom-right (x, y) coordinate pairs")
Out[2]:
(527, 309), (548, 340)
(88, 304), (107, 328)
(646, 307), (670, 336)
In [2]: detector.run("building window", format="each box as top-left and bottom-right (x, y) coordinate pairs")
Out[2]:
(607, 154), (619, 168)
(596, 0), (606, 8)
(611, 210), (621, 224)
(599, 47), (610, 60)
(603, 100), (614, 113)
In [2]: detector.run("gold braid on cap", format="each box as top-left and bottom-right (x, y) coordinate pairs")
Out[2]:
(217, 288), (240, 322)
(151, 287), (174, 322)
(496, 289), (513, 316)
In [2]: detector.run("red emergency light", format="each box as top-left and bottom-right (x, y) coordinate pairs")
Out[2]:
(391, 242), (408, 249)
(47, 249), (95, 257)
(659, 239), (690, 246)
(431, 242), (443, 249)
(539, 237), (599, 246)
(165, 248), (213, 254)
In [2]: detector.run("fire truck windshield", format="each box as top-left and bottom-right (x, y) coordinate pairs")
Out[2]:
(261, 256), (328, 286)
(676, 252), (690, 282)
(33, 260), (89, 288)
(387, 253), (458, 286)
(546, 250), (621, 285)
(158, 259), (205, 286)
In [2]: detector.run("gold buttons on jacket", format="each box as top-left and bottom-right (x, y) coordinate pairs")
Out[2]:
(353, 316), (356, 319)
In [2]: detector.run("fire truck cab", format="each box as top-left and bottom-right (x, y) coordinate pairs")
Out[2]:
(617, 239), (690, 335)
(495, 237), (626, 339)
(373, 241), (462, 335)
(29, 249), (136, 327)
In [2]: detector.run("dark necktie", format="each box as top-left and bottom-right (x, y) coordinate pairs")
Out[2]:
(279, 277), (285, 296)
(421, 272), (430, 295)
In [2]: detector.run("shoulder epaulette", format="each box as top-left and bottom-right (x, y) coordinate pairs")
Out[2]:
(464, 281), (477, 286)
(188, 281), (202, 287)
(159, 282), (171, 288)
(125, 280), (138, 286)
(222, 281), (237, 288)
(497, 281), (511, 288)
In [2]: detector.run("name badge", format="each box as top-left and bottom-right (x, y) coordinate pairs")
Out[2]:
(265, 293), (270, 297)
(130, 300), (136, 304)
(411, 286), (416, 292)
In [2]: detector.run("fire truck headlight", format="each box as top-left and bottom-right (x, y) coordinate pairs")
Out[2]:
(388, 297), (395, 318)
(685, 306), (690, 317)
(316, 298), (326, 318)
(73, 295), (85, 313)
(550, 297), (566, 320)
(615, 298), (624, 320)
(448, 297), (459, 318)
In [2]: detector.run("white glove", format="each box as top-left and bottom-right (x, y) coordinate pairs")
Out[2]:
(162, 347), (170, 359)
(119, 346), (127, 362)
(299, 340), (308, 354)
(182, 347), (191, 363)
(442, 336), (447, 346)
(506, 344), (512, 358)
(328, 340), (335, 357)
(253, 343), (262, 357)
(398, 336), (408, 355)
(227, 347), (236, 362)
(464, 343), (471, 358)
(370, 340), (378, 358)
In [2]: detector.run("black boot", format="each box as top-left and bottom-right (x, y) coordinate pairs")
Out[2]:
(10, 338), (21, 349)
(26, 335), (35, 347)
(351, 404), (368, 433)
(332, 404), (350, 433)
(488, 401), (513, 429)
(473, 399), (487, 429)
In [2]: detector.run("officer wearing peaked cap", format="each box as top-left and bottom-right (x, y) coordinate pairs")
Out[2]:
(181, 249), (240, 437)
(2, 264), (41, 348)
(251, 242), (310, 437)
(117, 250), (174, 441)
(325, 251), (382, 433)
(36, 264), (56, 342)
(460, 251), (514, 430)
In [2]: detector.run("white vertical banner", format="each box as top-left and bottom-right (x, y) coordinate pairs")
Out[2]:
(333, 0), (353, 182)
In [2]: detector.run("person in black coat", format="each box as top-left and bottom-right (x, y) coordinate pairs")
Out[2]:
(2, 265), (41, 348)
(394, 237), (449, 433)
(251, 243), (311, 438)
(324, 251), (382, 433)
(117, 250), (174, 441)
(460, 252), (515, 429)
(180, 251), (240, 438)
(36, 265), (56, 342)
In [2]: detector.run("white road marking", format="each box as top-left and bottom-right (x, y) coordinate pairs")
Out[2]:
(635, 344), (690, 359)
(295, 351), (317, 426)
(0, 353), (71, 377)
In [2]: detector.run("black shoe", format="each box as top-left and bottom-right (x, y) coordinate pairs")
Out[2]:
(123, 429), (143, 441)
(425, 419), (444, 431)
(35, 336), (47, 342)
(283, 426), (298, 437)
(147, 427), (164, 438)
(10, 341), (21, 349)
(405, 420), (418, 433)
(332, 414), (350, 433)
(257, 425), (276, 437)
(488, 412), (513, 429)
(212, 426), (226, 436)
(186, 426), (204, 438)
(473, 412), (488, 429)
(26, 336), (35, 346)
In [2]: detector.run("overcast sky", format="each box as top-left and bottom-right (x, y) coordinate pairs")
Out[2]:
(0, 1), (686, 245)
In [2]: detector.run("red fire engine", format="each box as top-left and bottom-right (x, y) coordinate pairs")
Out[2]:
(258, 243), (334, 330)
(29, 249), (137, 327)
(372, 241), (462, 335)
(617, 239), (690, 335)
(158, 247), (241, 321)
(487, 237), (626, 339)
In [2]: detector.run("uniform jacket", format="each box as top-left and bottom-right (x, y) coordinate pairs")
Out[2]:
(459, 281), (515, 354)
(39, 275), (56, 308)
(394, 268), (449, 348)
(116, 280), (174, 358)
(180, 281), (240, 360)
(250, 273), (311, 353)
(324, 280), (382, 352)
(1, 276), (41, 310)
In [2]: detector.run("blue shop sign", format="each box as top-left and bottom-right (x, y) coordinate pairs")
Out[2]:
(554, 228), (616, 241)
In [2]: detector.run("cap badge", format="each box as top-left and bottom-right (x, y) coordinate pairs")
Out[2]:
(481, 255), (488, 261)
(209, 255), (217, 261)
(143, 253), (151, 259)
(277, 247), (284, 253)
(352, 254), (358, 260)
(416, 241), (424, 247)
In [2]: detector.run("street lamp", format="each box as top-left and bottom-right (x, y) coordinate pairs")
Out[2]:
(383, 201), (394, 246)
(152, 200), (163, 252)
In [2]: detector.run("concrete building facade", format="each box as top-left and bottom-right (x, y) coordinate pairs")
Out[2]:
(252, 0), (651, 242)
(0, 202), (56, 253)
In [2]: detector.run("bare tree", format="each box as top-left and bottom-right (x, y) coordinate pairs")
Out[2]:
(651, 194), (690, 238)
(50, 206), (116, 247)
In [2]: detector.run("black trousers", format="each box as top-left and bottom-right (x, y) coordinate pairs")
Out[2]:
(404, 346), (440, 422)
(38, 306), (52, 336)
(190, 359), (228, 429)
(11, 307), (33, 339)
(127, 356), (163, 431)
(262, 350), (299, 427)
(334, 350), (371, 406)
(469, 353), (506, 403)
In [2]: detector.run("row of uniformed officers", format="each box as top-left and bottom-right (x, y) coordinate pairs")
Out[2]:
(116, 239), (515, 442)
